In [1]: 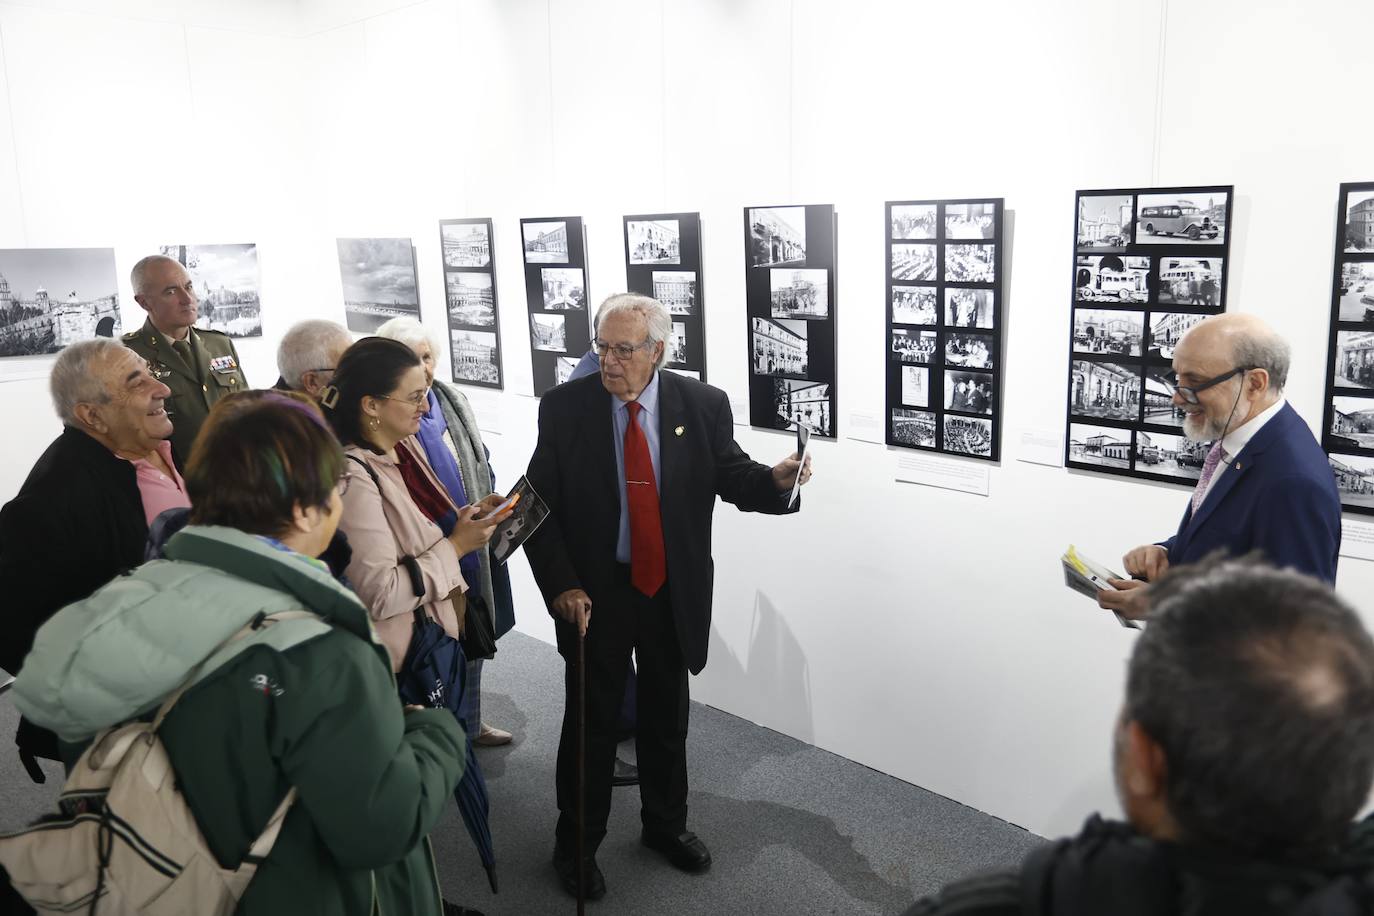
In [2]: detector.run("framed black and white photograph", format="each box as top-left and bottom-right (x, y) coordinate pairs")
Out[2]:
(743, 204), (837, 436)
(522, 221), (569, 264)
(1338, 263), (1374, 322)
(1344, 191), (1374, 254)
(1330, 453), (1374, 510)
(885, 198), (1005, 460)
(627, 212), (706, 380)
(0, 247), (120, 357)
(1065, 184), (1234, 483)
(1330, 395), (1374, 452)
(541, 268), (585, 311)
(442, 222), (491, 268)
(450, 329), (500, 385)
(522, 216), (589, 394)
(554, 356), (579, 386)
(530, 313), (566, 352)
(439, 217), (503, 390)
(161, 243), (261, 337)
(1333, 330), (1374, 389)
(336, 238), (420, 334)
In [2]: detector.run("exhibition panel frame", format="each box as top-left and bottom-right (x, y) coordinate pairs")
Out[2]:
(624, 211), (706, 382)
(520, 215), (590, 395)
(438, 217), (503, 389)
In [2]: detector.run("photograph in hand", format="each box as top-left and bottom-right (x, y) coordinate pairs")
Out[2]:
(490, 476), (550, 565)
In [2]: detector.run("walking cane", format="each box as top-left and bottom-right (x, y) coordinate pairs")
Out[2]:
(576, 627), (586, 916)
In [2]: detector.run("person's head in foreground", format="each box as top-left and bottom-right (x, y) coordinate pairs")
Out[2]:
(1170, 313), (1288, 443)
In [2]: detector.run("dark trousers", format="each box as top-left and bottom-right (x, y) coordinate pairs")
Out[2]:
(554, 567), (689, 853)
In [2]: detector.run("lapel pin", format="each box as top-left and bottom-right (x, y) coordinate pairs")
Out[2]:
(675, 425), (685, 437)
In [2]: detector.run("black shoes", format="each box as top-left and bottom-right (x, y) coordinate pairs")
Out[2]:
(641, 829), (712, 873)
(612, 755), (639, 787)
(553, 842), (607, 901)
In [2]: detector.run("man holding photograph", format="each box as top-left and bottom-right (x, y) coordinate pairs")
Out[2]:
(1099, 314), (1340, 621)
(524, 293), (811, 901)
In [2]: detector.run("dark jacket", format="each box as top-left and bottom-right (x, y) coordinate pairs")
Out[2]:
(902, 816), (1374, 916)
(0, 427), (149, 759)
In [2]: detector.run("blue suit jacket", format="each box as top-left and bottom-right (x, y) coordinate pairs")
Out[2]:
(1160, 402), (1342, 584)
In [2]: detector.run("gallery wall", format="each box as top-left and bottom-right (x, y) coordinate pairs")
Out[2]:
(0, 0), (1371, 839)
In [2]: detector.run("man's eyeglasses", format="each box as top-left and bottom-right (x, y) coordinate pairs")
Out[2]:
(1164, 366), (1257, 405)
(594, 337), (653, 361)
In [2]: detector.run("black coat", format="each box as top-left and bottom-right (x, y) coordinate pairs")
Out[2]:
(524, 371), (796, 675)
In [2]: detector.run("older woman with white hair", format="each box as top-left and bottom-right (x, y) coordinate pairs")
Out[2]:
(375, 316), (516, 747)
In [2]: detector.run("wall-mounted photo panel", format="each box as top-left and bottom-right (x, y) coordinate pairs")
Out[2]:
(625, 212), (706, 380)
(1322, 182), (1374, 515)
(161, 243), (262, 337)
(0, 247), (120, 357)
(336, 237), (420, 334)
(744, 204), (837, 438)
(521, 216), (589, 395)
(884, 198), (1005, 460)
(438, 217), (502, 389)
(1064, 185), (1234, 482)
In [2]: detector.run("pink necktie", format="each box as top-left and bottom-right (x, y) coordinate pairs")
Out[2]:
(1190, 441), (1225, 515)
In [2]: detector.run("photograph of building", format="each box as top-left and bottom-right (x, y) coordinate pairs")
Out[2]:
(1330, 396), (1374, 450)
(1072, 309), (1143, 357)
(554, 356), (578, 386)
(446, 271), (495, 327)
(1345, 191), (1374, 253)
(1143, 368), (1185, 427)
(652, 270), (696, 314)
(945, 370), (993, 414)
(770, 268), (828, 319)
(522, 221), (569, 263)
(891, 204), (936, 240)
(1135, 431), (1205, 480)
(943, 415), (992, 457)
(1339, 263), (1374, 322)
(901, 365), (929, 408)
(541, 268), (585, 310)
(891, 408), (936, 447)
(161, 243), (262, 337)
(1158, 257), (1222, 306)
(1075, 255), (1150, 303)
(668, 321), (688, 365)
(530, 313), (566, 351)
(944, 243), (996, 283)
(1068, 423), (1132, 468)
(1070, 360), (1140, 420)
(945, 203), (997, 240)
(751, 316), (807, 375)
(1331, 453), (1374, 509)
(748, 207), (806, 267)
(1334, 330), (1374, 389)
(450, 329), (499, 385)
(945, 288), (993, 328)
(774, 379), (831, 437)
(945, 333), (992, 369)
(891, 328), (936, 364)
(336, 237), (419, 334)
(1076, 194), (1132, 249)
(892, 244), (937, 281)
(892, 285), (937, 325)
(1135, 192), (1227, 245)
(442, 222), (490, 268)
(1148, 311), (1205, 359)
(0, 248), (120, 357)
(628, 219), (680, 265)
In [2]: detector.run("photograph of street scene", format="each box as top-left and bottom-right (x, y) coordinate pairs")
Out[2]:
(522, 221), (568, 263)
(774, 378), (832, 438)
(1344, 190), (1374, 254)
(1135, 192), (1227, 245)
(628, 219), (680, 265)
(1073, 309), (1143, 357)
(1148, 312), (1206, 360)
(1144, 366), (1185, 428)
(450, 330), (499, 385)
(1068, 423), (1132, 469)
(1135, 431), (1205, 481)
(748, 207), (806, 267)
(1333, 330), (1374, 389)
(652, 270), (696, 315)
(446, 271), (495, 327)
(1338, 262), (1374, 322)
(442, 222), (490, 268)
(1331, 395), (1374, 451)
(770, 268), (828, 319)
(541, 268), (585, 310)
(1070, 360), (1140, 421)
(1331, 453), (1374, 509)
(751, 317), (808, 376)
(1076, 194), (1132, 250)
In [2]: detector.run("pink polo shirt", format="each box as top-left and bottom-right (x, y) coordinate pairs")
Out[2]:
(127, 439), (191, 526)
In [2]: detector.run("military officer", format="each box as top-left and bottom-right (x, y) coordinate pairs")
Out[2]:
(122, 254), (249, 463)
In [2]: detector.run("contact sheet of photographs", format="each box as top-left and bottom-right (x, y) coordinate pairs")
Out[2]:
(438, 218), (503, 389)
(1064, 185), (1234, 483)
(624, 212), (706, 381)
(743, 204), (838, 438)
(1320, 181), (1374, 516)
(884, 198), (1004, 460)
(520, 215), (590, 395)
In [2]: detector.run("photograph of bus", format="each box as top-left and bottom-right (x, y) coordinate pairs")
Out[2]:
(1134, 192), (1227, 245)
(1075, 255), (1150, 303)
(1158, 257), (1222, 306)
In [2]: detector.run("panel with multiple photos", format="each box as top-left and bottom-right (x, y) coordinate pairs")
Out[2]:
(742, 204), (838, 438)
(1321, 181), (1374, 516)
(438, 218), (502, 389)
(884, 198), (1004, 460)
(1063, 185), (1234, 483)
(520, 216), (590, 395)
(624, 212), (706, 381)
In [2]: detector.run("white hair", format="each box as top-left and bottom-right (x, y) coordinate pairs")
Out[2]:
(375, 316), (441, 359)
(129, 254), (182, 298)
(50, 338), (127, 424)
(276, 319), (354, 390)
(595, 293), (672, 370)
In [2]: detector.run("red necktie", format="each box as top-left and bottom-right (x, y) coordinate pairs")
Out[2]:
(625, 401), (666, 597)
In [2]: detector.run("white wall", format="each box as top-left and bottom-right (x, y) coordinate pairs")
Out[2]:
(2, 0), (1372, 839)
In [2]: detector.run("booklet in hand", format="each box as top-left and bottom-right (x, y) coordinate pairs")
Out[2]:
(1061, 545), (1140, 630)
(788, 424), (811, 509)
(490, 475), (550, 565)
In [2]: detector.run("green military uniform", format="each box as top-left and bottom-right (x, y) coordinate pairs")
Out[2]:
(123, 316), (249, 464)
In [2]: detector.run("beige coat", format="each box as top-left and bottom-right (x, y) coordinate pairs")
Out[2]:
(339, 441), (466, 670)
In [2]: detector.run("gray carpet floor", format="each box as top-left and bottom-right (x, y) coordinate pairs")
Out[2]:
(1, 632), (1043, 915)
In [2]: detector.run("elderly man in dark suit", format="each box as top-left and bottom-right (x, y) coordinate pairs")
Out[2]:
(1099, 313), (1341, 621)
(525, 293), (811, 901)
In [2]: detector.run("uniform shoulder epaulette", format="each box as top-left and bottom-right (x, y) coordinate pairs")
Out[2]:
(196, 326), (229, 338)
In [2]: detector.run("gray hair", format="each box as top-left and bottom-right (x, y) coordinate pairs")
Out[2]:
(1231, 328), (1291, 392)
(277, 319), (354, 390)
(375, 316), (441, 359)
(50, 338), (127, 424)
(595, 293), (672, 370)
(129, 254), (182, 298)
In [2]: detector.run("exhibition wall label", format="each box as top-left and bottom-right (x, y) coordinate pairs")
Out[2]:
(520, 215), (590, 395)
(336, 237), (421, 335)
(438, 218), (503, 389)
(624, 212), (706, 382)
(742, 204), (838, 438)
(162, 243), (262, 338)
(884, 198), (1004, 461)
(1062, 185), (1235, 483)
(1321, 181), (1374, 516)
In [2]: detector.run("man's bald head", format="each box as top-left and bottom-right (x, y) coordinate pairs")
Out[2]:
(130, 255), (184, 298)
(1178, 313), (1290, 393)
